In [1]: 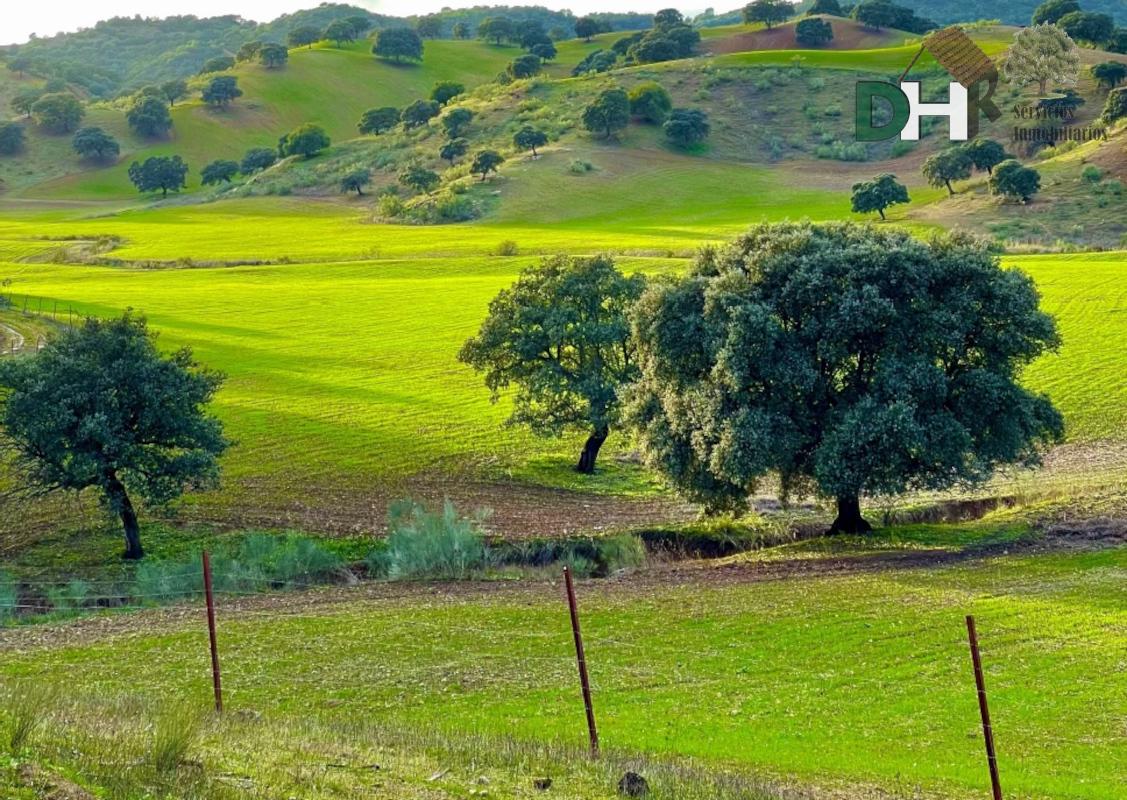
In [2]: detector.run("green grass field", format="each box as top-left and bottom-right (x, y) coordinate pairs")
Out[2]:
(2, 541), (1123, 799)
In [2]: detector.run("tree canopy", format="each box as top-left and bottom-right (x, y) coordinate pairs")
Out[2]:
(72, 126), (119, 161)
(1058, 11), (1115, 45)
(1001, 24), (1080, 95)
(0, 313), (227, 559)
(31, 93), (84, 134)
(201, 75), (242, 107)
(0, 123), (26, 156)
(201, 159), (239, 185)
(795, 17), (834, 46)
(127, 95), (173, 138)
(441, 107), (474, 137)
(850, 173), (909, 219)
(990, 159), (1041, 202)
(628, 81), (672, 124)
(508, 54), (542, 79)
(439, 137), (469, 163)
(459, 255), (645, 473)
(160, 79), (188, 107)
(1091, 61), (1127, 89)
(341, 168), (370, 195)
(583, 87), (630, 139)
(922, 147), (973, 195)
(260, 42), (289, 68)
(471, 149), (504, 181)
(627, 222), (1063, 531)
(743, 0), (792, 29)
(513, 126), (548, 156)
(279, 123), (330, 158)
(199, 56), (235, 75)
(431, 81), (465, 105)
(1032, 0), (1080, 25)
(663, 108), (710, 147)
(374, 27), (424, 61)
(241, 147), (277, 173)
(962, 138), (1009, 175)
(324, 20), (357, 47)
(288, 26), (322, 48)
(399, 164), (440, 193)
(128, 155), (189, 197)
(359, 106), (400, 134)
(404, 99), (442, 128)
(1103, 87), (1127, 122)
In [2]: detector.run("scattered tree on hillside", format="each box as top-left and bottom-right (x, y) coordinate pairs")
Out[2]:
(403, 99), (441, 128)
(549, 26), (569, 41)
(279, 123), (330, 158)
(11, 89), (41, 119)
(399, 164), (440, 193)
(743, 0), (792, 29)
(795, 17), (834, 46)
(72, 126), (119, 162)
(626, 222), (1063, 531)
(1001, 24), (1080, 95)
(1058, 11), (1115, 46)
(850, 0), (935, 33)
(439, 137), (468, 164)
(962, 138), (1009, 174)
(374, 28), (424, 62)
(1032, 0), (1079, 25)
(201, 75), (242, 107)
(513, 126), (548, 156)
(359, 106), (400, 134)
(236, 40), (263, 62)
(654, 9), (685, 27)
(160, 79), (188, 107)
(1092, 61), (1127, 89)
(31, 92), (83, 134)
(990, 159), (1041, 202)
(7, 56), (32, 78)
(241, 147), (276, 173)
(341, 168), (370, 195)
(663, 108), (711, 147)
(471, 149), (504, 181)
(431, 81), (465, 105)
(575, 17), (600, 41)
(345, 16), (373, 37)
(531, 41), (558, 61)
(441, 106), (473, 137)
(628, 11), (700, 64)
(199, 55), (235, 75)
(260, 43), (289, 69)
(288, 26), (322, 49)
(1108, 29), (1127, 55)
(201, 159), (239, 185)
(850, 173), (909, 219)
(583, 87), (630, 139)
(922, 147), (973, 195)
(0, 313), (228, 560)
(127, 95), (172, 138)
(808, 0), (843, 15)
(572, 49), (617, 75)
(453, 22), (472, 39)
(0, 122), (26, 156)
(459, 255), (645, 474)
(1100, 86), (1127, 122)
(324, 20), (357, 47)
(508, 54), (542, 79)
(628, 81), (672, 123)
(517, 20), (549, 49)
(478, 17), (515, 45)
(416, 16), (443, 39)
(128, 155), (188, 197)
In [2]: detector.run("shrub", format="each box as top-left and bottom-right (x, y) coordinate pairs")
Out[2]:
(377, 499), (489, 580)
(568, 159), (595, 174)
(0, 572), (16, 622)
(494, 240), (520, 255)
(1081, 164), (1103, 183)
(377, 193), (406, 219)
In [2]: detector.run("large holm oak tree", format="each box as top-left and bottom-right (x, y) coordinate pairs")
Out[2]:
(0, 314), (229, 559)
(628, 222), (1064, 533)
(459, 255), (645, 474)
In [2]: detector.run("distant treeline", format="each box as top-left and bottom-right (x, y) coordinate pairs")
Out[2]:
(859, 0), (1125, 26)
(0, 3), (650, 99)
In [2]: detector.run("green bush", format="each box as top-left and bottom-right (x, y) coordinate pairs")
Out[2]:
(1081, 164), (1103, 184)
(568, 159), (595, 174)
(0, 573), (16, 623)
(491, 533), (646, 577)
(376, 499), (489, 580)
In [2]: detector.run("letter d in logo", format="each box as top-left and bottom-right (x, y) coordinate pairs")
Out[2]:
(855, 81), (910, 142)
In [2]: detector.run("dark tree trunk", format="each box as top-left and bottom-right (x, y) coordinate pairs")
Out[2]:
(878, 208), (886, 220)
(829, 496), (872, 535)
(944, 180), (954, 196)
(107, 477), (144, 559)
(576, 427), (609, 474)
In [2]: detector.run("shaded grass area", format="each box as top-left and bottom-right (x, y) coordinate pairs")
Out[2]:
(1, 543), (1123, 799)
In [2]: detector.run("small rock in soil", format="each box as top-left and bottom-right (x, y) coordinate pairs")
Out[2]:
(617, 771), (649, 797)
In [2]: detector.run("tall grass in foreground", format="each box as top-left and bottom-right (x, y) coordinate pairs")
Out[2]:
(4, 682), (57, 754)
(149, 706), (203, 774)
(372, 499), (490, 580)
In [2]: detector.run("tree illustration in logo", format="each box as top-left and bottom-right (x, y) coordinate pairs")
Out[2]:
(1001, 24), (1081, 96)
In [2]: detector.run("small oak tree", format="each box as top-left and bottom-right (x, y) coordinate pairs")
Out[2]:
(279, 123), (330, 158)
(628, 81), (672, 123)
(850, 173), (909, 220)
(341, 168), (370, 195)
(127, 95), (173, 138)
(201, 159), (239, 185)
(990, 159), (1041, 203)
(922, 147), (973, 195)
(128, 155), (188, 197)
(31, 92), (84, 134)
(1001, 23), (1080, 96)
(582, 87), (630, 139)
(0, 313), (228, 559)
(359, 106), (400, 134)
(374, 27), (424, 62)
(241, 147), (276, 173)
(459, 255), (645, 473)
(663, 108), (710, 147)
(471, 149), (504, 181)
(201, 75), (242, 107)
(439, 137), (469, 164)
(962, 137), (1008, 174)
(514, 126), (548, 156)
(72, 127), (119, 161)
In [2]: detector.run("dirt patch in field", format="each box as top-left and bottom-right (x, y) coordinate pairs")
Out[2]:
(704, 18), (905, 55)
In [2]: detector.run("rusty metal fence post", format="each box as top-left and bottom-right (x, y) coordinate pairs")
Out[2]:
(966, 615), (1002, 800)
(563, 565), (599, 757)
(202, 551), (223, 713)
